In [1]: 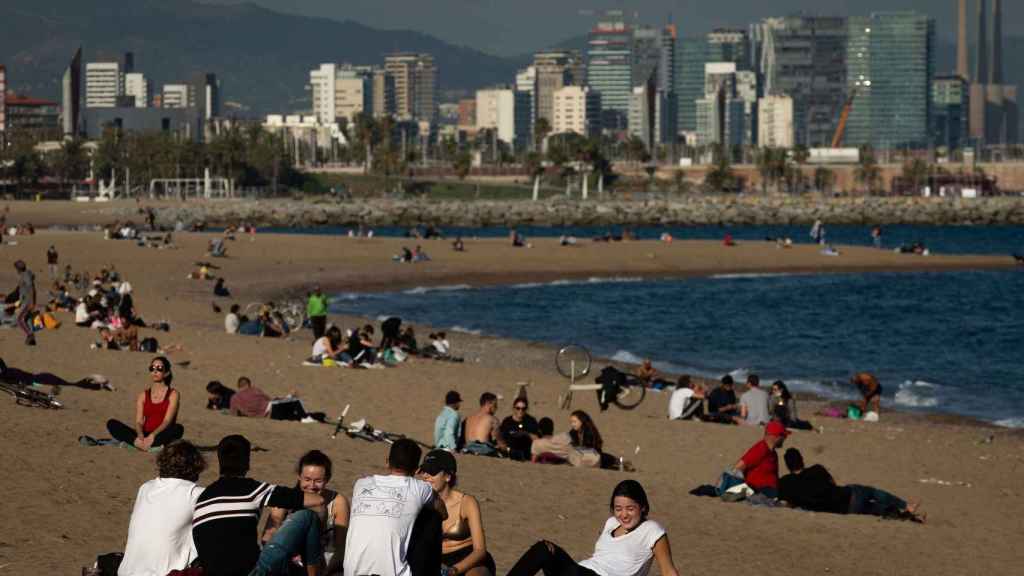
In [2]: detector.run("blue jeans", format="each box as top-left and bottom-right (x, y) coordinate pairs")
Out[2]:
(249, 509), (323, 576)
(848, 485), (907, 516)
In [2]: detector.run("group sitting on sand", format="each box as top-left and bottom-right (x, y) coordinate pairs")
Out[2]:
(433, 391), (629, 470)
(301, 317), (462, 368)
(112, 434), (681, 576)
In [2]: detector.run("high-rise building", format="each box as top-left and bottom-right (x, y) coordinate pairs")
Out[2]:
(371, 68), (396, 119)
(162, 84), (189, 109)
(587, 11), (632, 130)
(310, 63), (338, 124)
(533, 51), (582, 128)
(658, 24), (677, 94)
(515, 66), (536, 144)
(969, 0), (1018, 145)
(311, 64), (371, 124)
(758, 95), (795, 148)
(844, 12), (935, 150)
(62, 48), (81, 137)
(86, 62), (122, 108)
(552, 85), (601, 137)
(632, 26), (662, 89)
(124, 73), (151, 108)
(677, 29), (749, 135)
(457, 99), (476, 128)
(384, 53), (437, 122)
(932, 75), (969, 151)
(695, 62), (746, 152)
(0, 65), (7, 137)
(957, 0), (969, 79)
(754, 16), (848, 147)
(190, 73), (220, 119)
(476, 87), (521, 148)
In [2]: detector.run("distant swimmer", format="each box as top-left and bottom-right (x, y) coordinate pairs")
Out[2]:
(851, 372), (882, 415)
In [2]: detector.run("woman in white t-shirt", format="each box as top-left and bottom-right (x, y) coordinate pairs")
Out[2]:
(118, 441), (206, 576)
(506, 480), (679, 576)
(311, 326), (345, 362)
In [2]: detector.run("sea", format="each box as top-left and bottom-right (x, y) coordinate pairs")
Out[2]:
(315, 224), (1024, 428)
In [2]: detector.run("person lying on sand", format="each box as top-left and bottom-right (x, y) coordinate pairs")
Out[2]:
(0, 358), (113, 391)
(505, 480), (680, 576)
(779, 448), (924, 522)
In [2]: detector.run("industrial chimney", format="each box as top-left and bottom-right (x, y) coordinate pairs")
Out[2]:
(991, 0), (1003, 84)
(957, 0), (969, 79)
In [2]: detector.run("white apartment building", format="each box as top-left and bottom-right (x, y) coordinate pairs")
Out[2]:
(476, 88), (517, 147)
(86, 62), (122, 108)
(551, 86), (601, 137)
(124, 73), (150, 108)
(758, 95), (795, 148)
(162, 84), (190, 109)
(310, 63), (338, 125)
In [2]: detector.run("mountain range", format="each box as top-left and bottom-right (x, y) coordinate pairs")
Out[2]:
(1, 0), (1021, 129)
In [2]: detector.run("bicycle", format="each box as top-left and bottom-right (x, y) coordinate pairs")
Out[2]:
(0, 380), (64, 409)
(556, 345), (646, 411)
(245, 301), (307, 332)
(330, 406), (431, 448)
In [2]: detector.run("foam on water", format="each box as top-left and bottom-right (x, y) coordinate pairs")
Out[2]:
(710, 272), (804, 280)
(450, 325), (483, 336)
(893, 380), (943, 408)
(403, 284), (472, 295)
(994, 418), (1024, 429)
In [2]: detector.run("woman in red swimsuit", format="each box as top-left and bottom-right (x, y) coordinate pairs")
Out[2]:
(106, 356), (183, 450)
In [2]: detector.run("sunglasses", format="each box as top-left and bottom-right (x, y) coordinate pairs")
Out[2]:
(514, 405), (527, 411)
(149, 365), (167, 373)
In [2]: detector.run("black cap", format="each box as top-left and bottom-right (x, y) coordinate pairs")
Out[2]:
(420, 449), (457, 476)
(445, 390), (462, 405)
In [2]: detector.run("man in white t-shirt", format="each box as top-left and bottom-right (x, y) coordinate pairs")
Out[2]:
(119, 441), (206, 576)
(224, 305), (240, 334)
(667, 376), (705, 420)
(343, 439), (445, 576)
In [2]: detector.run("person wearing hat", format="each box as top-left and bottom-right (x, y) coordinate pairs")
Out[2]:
(418, 450), (496, 576)
(434, 391), (463, 452)
(731, 420), (790, 498)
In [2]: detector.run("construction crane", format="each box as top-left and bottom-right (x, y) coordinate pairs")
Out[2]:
(831, 88), (858, 148)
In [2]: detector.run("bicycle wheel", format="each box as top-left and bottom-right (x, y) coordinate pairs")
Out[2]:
(613, 383), (646, 410)
(556, 345), (592, 380)
(281, 306), (306, 331)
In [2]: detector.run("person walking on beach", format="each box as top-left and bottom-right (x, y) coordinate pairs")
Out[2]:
(46, 245), (59, 279)
(307, 286), (329, 342)
(810, 219), (825, 245)
(13, 260), (37, 346)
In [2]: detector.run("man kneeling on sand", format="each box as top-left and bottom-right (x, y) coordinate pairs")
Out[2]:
(778, 448), (924, 522)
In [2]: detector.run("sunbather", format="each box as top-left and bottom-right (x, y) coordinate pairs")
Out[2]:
(105, 356), (183, 450)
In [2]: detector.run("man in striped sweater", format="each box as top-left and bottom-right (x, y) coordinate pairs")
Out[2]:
(192, 435), (325, 576)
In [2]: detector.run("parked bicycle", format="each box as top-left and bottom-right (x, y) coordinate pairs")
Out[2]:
(0, 380), (63, 409)
(556, 345), (646, 410)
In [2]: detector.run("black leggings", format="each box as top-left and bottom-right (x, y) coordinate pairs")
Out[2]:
(1, 368), (104, 390)
(106, 419), (184, 446)
(506, 541), (598, 576)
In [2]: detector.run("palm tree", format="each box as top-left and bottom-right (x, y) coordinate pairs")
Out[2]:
(900, 158), (929, 196)
(524, 151), (544, 201)
(855, 146), (882, 195)
(534, 118), (551, 153)
(704, 145), (736, 192)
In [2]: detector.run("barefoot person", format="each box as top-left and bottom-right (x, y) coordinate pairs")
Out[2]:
(505, 480), (680, 576)
(779, 448), (924, 521)
(418, 450), (496, 576)
(13, 260), (37, 346)
(106, 357), (183, 449)
(851, 372), (882, 415)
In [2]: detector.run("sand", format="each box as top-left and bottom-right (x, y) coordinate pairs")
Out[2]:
(1, 201), (1022, 576)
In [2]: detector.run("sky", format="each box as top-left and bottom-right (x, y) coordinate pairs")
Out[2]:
(206, 0), (1020, 56)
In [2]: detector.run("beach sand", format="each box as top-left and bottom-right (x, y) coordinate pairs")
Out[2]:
(1, 202), (1021, 575)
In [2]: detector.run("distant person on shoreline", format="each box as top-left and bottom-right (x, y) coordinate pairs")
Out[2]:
(504, 480), (680, 576)
(871, 226), (883, 249)
(779, 448), (924, 522)
(810, 219), (826, 245)
(453, 236), (466, 252)
(851, 372), (882, 416)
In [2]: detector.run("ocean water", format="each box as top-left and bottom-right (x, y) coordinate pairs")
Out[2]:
(265, 224), (1024, 255)
(329, 269), (1024, 428)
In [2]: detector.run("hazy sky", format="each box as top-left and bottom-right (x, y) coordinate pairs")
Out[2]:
(207, 0), (1019, 56)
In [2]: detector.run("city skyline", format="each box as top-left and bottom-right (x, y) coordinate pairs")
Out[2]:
(204, 0), (1021, 57)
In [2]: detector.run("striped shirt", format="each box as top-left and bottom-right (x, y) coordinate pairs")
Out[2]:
(192, 477), (303, 576)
